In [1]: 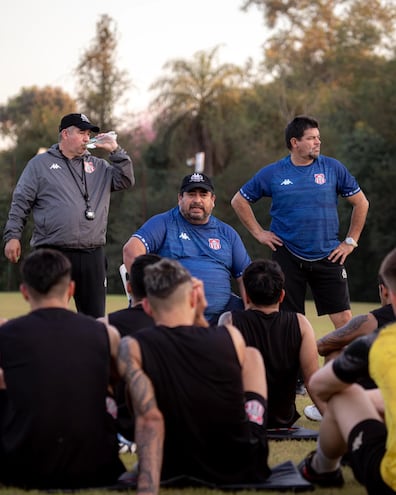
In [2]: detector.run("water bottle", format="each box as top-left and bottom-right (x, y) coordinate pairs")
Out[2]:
(87, 131), (117, 149)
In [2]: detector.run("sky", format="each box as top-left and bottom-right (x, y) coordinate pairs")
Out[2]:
(1, 0), (266, 116)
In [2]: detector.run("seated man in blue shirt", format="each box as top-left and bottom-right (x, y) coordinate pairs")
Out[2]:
(123, 173), (251, 324)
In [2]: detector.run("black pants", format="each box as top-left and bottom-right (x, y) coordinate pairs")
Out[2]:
(36, 246), (106, 318)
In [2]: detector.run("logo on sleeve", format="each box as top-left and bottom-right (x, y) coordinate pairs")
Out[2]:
(208, 238), (221, 250)
(245, 400), (264, 425)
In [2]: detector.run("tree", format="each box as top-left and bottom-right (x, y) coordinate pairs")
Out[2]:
(149, 46), (246, 177)
(0, 86), (76, 290)
(0, 86), (76, 183)
(75, 14), (130, 130)
(241, 0), (396, 120)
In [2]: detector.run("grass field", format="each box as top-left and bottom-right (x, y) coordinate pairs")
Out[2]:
(0, 293), (374, 494)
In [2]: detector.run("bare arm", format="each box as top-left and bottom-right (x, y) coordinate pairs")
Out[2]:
(328, 190), (369, 264)
(297, 314), (326, 414)
(191, 278), (209, 327)
(231, 192), (282, 251)
(236, 276), (248, 309)
(104, 322), (121, 388)
(122, 236), (147, 274)
(317, 313), (377, 357)
(345, 190), (369, 242)
(118, 337), (164, 495)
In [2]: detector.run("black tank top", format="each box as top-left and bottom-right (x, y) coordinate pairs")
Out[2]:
(0, 308), (124, 488)
(231, 309), (302, 427)
(108, 304), (153, 337)
(371, 304), (395, 329)
(135, 324), (270, 483)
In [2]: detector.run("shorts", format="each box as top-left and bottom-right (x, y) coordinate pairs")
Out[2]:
(348, 419), (394, 495)
(272, 245), (350, 316)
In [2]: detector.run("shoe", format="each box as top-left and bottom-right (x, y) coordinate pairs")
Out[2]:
(298, 451), (344, 487)
(118, 433), (136, 455)
(304, 404), (323, 422)
(296, 380), (306, 396)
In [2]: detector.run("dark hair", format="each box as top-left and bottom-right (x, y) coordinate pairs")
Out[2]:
(285, 115), (319, 150)
(129, 254), (162, 300)
(20, 249), (71, 294)
(243, 259), (285, 306)
(144, 258), (191, 299)
(379, 248), (396, 292)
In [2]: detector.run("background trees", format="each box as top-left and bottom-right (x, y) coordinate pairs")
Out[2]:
(148, 46), (246, 177)
(75, 14), (130, 131)
(1, 3), (395, 302)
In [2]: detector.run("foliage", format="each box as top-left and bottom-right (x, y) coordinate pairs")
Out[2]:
(0, 86), (77, 290)
(0, 86), (76, 177)
(149, 46), (247, 176)
(75, 14), (130, 130)
(1, 7), (396, 299)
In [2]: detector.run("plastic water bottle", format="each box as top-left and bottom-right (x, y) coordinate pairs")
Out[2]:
(87, 131), (117, 149)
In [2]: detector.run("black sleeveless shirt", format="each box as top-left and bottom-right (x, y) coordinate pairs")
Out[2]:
(135, 324), (270, 483)
(231, 309), (302, 427)
(0, 308), (124, 488)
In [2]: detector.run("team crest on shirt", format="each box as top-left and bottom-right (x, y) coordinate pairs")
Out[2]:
(208, 238), (221, 250)
(84, 161), (95, 173)
(314, 173), (326, 184)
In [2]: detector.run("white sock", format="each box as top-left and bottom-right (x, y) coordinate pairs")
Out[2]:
(311, 444), (341, 473)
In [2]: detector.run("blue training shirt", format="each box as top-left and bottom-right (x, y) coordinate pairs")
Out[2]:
(132, 207), (251, 321)
(239, 155), (361, 260)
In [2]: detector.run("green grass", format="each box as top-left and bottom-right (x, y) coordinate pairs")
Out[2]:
(0, 294), (375, 494)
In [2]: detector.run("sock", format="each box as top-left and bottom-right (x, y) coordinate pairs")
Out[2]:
(311, 443), (341, 473)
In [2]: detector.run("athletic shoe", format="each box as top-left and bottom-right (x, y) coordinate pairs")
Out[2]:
(118, 433), (136, 455)
(304, 404), (323, 422)
(298, 450), (344, 487)
(296, 379), (307, 395)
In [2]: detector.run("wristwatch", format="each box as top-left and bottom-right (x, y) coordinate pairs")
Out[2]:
(344, 237), (358, 248)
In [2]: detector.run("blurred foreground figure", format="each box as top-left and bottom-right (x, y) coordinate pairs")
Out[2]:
(0, 249), (125, 489)
(118, 258), (271, 494)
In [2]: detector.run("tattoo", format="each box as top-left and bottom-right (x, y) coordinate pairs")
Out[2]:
(135, 424), (163, 494)
(118, 339), (163, 495)
(118, 338), (157, 416)
(317, 314), (370, 354)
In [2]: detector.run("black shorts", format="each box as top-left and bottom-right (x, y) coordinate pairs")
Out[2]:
(272, 245), (350, 316)
(348, 419), (394, 495)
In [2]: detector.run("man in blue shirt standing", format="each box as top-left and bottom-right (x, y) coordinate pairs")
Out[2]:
(231, 116), (369, 330)
(123, 173), (251, 324)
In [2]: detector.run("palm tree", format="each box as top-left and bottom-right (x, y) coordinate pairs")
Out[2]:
(150, 46), (245, 176)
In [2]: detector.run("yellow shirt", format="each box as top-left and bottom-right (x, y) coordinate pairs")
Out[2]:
(369, 322), (396, 490)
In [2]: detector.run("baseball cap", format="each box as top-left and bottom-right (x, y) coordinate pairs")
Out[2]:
(59, 113), (100, 133)
(180, 173), (214, 193)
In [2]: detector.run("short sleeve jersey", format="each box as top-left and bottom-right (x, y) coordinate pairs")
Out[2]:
(239, 155), (361, 260)
(132, 207), (251, 321)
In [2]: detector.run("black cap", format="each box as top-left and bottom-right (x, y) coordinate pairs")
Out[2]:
(59, 113), (100, 133)
(180, 173), (214, 193)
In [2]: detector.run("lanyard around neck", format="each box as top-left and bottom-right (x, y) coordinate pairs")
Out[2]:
(62, 154), (90, 205)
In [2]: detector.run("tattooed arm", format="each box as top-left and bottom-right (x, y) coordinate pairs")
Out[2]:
(118, 336), (164, 495)
(317, 313), (378, 358)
